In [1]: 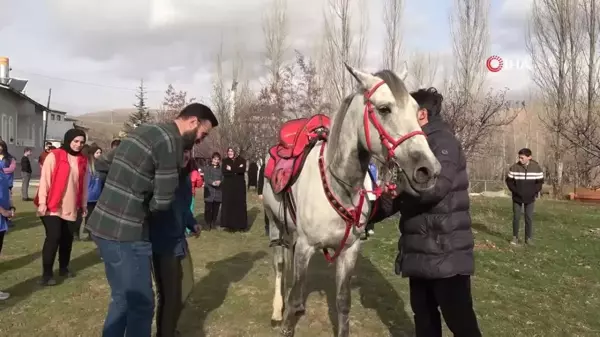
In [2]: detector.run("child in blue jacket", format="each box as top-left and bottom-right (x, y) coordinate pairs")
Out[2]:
(148, 148), (199, 336)
(0, 168), (15, 300)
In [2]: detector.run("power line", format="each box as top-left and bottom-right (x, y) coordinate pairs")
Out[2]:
(13, 69), (165, 93)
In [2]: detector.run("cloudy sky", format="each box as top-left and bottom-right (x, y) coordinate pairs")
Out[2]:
(1, 0), (531, 115)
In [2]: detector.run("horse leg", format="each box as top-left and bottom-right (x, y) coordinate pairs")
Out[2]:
(335, 239), (361, 337)
(281, 237), (314, 337)
(271, 244), (285, 325)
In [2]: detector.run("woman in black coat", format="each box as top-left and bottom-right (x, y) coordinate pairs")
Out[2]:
(220, 147), (248, 231)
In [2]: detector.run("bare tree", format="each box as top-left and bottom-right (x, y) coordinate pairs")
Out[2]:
(527, 0), (580, 195)
(156, 84), (196, 123)
(263, 0), (289, 85)
(407, 51), (439, 88)
(445, 0), (519, 161)
(450, 0), (490, 96)
(322, 0), (369, 106)
(382, 0), (403, 71)
(550, 0), (600, 187)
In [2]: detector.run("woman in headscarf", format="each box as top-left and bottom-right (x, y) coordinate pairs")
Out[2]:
(34, 129), (88, 286)
(220, 147), (248, 231)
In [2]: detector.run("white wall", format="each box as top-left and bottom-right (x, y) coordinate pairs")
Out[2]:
(0, 89), (44, 178)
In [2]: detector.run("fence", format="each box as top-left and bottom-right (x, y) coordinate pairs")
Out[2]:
(469, 180), (506, 193)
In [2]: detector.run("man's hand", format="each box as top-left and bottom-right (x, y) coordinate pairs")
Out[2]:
(258, 194), (263, 200)
(191, 224), (201, 238)
(226, 165), (231, 170)
(82, 209), (88, 218)
(213, 180), (221, 186)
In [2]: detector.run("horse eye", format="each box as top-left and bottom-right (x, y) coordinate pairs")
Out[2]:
(378, 106), (391, 114)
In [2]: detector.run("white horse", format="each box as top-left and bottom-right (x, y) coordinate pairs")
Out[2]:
(263, 64), (441, 337)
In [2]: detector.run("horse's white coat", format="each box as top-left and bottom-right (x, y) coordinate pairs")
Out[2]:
(263, 65), (440, 337)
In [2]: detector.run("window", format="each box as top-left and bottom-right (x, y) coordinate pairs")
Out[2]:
(39, 126), (43, 146)
(31, 123), (35, 145)
(1, 114), (6, 140)
(8, 116), (13, 143)
(56, 115), (61, 121)
(51, 114), (55, 121)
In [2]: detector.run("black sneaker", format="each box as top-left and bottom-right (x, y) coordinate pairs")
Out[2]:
(59, 269), (76, 278)
(39, 276), (57, 286)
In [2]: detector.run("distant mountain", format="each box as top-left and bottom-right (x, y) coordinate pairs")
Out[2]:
(72, 108), (159, 143)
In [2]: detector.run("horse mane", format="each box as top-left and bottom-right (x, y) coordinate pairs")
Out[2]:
(328, 69), (408, 155)
(372, 69), (409, 103)
(327, 92), (356, 165)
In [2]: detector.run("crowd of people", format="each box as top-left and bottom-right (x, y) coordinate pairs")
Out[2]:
(0, 87), (546, 337)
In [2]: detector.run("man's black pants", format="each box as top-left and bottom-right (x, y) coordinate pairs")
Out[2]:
(153, 254), (183, 337)
(409, 275), (481, 337)
(512, 201), (534, 239)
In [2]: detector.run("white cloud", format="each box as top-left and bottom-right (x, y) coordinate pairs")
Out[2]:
(2, 0), (532, 114)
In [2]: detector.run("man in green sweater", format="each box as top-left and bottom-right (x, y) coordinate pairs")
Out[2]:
(86, 103), (218, 337)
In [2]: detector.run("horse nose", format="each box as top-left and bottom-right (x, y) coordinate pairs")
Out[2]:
(413, 166), (433, 184)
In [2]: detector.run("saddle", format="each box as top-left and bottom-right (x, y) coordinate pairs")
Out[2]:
(265, 114), (331, 194)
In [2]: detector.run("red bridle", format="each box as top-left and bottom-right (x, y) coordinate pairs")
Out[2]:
(363, 80), (426, 160)
(318, 80), (427, 263)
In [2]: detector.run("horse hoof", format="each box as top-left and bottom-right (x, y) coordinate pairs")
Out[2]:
(294, 309), (306, 317)
(280, 327), (294, 337)
(271, 319), (282, 327)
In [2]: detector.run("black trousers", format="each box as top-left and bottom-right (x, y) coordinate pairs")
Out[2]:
(41, 215), (75, 277)
(409, 275), (481, 337)
(512, 201), (534, 239)
(204, 201), (221, 227)
(0, 230), (5, 255)
(153, 254), (184, 337)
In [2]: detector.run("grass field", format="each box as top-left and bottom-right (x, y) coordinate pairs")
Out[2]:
(0, 194), (599, 337)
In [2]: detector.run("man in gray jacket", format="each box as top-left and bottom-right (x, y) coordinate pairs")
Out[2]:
(371, 87), (481, 337)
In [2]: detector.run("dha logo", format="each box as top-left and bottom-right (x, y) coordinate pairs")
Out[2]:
(485, 55), (530, 72)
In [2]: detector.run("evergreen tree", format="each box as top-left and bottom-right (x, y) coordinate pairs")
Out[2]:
(123, 79), (153, 132)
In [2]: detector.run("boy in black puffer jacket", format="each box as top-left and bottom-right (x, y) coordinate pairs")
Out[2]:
(370, 87), (481, 337)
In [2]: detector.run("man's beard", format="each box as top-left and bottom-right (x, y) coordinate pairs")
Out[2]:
(182, 128), (198, 150)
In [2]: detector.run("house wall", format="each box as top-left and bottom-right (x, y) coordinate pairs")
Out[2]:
(0, 89), (44, 178)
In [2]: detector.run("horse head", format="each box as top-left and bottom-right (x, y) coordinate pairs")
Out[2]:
(344, 63), (440, 194)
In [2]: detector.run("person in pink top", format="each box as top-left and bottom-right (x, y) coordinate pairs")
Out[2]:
(34, 129), (89, 286)
(186, 151), (202, 235)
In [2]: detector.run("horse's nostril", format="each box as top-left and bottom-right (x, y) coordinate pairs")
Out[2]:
(413, 167), (431, 184)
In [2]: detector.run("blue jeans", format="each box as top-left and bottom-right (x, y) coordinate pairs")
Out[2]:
(93, 234), (155, 337)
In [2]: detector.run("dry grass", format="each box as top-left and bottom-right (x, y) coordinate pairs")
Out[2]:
(0, 195), (599, 336)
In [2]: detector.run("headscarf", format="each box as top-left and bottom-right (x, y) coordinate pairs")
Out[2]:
(60, 128), (87, 156)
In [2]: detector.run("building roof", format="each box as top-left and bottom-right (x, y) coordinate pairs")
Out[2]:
(0, 84), (46, 110)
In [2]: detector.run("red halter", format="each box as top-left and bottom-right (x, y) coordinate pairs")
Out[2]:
(363, 81), (426, 160)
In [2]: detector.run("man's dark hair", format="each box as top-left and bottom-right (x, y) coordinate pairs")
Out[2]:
(410, 87), (443, 118)
(24, 147), (32, 153)
(518, 148), (532, 157)
(211, 152), (221, 159)
(110, 139), (121, 148)
(178, 103), (218, 127)
(45, 141), (52, 147)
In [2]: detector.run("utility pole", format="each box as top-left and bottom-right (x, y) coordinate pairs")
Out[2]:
(42, 88), (51, 146)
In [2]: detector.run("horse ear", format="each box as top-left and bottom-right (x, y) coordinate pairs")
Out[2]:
(344, 63), (373, 88)
(397, 61), (408, 81)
